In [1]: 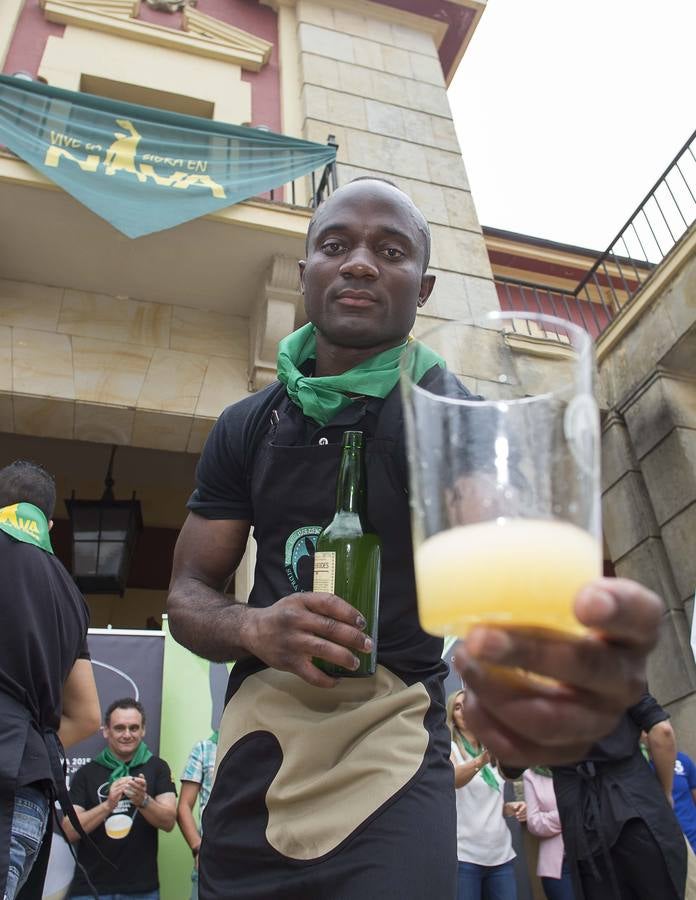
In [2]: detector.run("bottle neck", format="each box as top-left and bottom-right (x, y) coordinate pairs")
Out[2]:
(334, 447), (365, 516)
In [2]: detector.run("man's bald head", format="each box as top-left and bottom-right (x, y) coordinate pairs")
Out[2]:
(306, 177), (431, 273)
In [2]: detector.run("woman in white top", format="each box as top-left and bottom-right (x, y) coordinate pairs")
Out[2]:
(447, 690), (526, 900)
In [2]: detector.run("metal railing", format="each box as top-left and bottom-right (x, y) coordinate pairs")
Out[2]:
(497, 128), (696, 341)
(266, 135), (339, 208)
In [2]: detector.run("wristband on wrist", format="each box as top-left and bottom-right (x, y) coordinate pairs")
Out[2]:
(139, 794), (151, 810)
(192, 846), (200, 858)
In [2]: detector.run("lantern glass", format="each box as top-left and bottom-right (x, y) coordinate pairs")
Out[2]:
(65, 497), (142, 595)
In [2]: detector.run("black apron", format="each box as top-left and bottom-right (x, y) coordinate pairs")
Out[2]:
(199, 387), (457, 900)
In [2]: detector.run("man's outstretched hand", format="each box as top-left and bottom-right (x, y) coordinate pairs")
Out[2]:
(454, 578), (663, 766)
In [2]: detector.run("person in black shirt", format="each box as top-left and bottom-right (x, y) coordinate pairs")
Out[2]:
(167, 177), (666, 899)
(64, 698), (176, 900)
(552, 692), (687, 899)
(0, 459), (100, 900)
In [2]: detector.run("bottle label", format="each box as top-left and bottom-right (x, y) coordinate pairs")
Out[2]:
(313, 551), (336, 593)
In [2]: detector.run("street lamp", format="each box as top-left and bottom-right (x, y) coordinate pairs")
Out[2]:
(65, 446), (143, 595)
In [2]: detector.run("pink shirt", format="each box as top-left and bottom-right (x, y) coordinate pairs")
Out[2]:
(523, 769), (566, 879)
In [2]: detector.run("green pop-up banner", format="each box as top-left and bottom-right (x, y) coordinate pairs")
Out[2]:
(0, 74), (336, 239)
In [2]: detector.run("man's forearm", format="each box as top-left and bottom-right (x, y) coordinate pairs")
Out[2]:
(647, 722), (677, 798)
(177, 803), (201, 849)
(140, 796), (176, 832)
(62, 803), (111, 843)
(167, 577), (255, 662)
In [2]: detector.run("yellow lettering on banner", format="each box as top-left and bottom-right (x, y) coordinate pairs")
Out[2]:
(41, 117), (226, 198)
(44, 146), (100, 172)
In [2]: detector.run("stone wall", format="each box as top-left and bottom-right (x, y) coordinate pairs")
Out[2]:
(597, 228), (696, 750)
(293, 0), (501, 380)
(0, 277), (250, 453)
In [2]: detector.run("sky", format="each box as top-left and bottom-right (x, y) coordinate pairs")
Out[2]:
(447, 0), (695, 251)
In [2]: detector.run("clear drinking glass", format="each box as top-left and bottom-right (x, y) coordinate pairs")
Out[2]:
(400, 310), (601, 639)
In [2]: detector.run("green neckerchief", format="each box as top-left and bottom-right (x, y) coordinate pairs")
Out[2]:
(454, 730), (500, 792)
(94, 742), (153, 783)
(0, 503), (53, 553)
(209, 731), (219, 745)
(640, 744), (650, 763)
(276, 323), (445, 426)
(532, 766), (553, 778)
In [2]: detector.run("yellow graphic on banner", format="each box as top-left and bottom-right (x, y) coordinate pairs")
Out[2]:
(0, 504), (41, 541)
(44, 119), (226, 198)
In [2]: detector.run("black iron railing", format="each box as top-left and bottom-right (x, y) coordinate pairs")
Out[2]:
(497, 128), (696, 341)
(266, 135), (339, 208)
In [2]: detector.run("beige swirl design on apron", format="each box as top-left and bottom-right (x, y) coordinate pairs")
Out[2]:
(214, 665), (431, 860)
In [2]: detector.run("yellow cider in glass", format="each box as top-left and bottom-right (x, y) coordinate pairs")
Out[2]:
(414, 518), (600, 638)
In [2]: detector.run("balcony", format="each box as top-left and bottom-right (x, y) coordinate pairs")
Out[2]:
(492, 129), (696, 345)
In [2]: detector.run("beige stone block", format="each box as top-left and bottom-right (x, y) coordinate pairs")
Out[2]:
(410, 52), (445, 86)
(645, 609), (696, 705)
(429, 226), (491, 279)
(413, 317), (514, 384)
(296, 0), (334, 28)
(380, 45), (413, 78)
(624, 373), (696, 460)
(352, 36), (384, 71)
(13, 396), (74, 440)
(187, 416), (215, 454)
(406, 180), (448, 225)
(599, 300), (678, 409)
(12, 328), (74, 399)
(0, 326), (11, 392)
(325, 89), (367, 131)
(137, 349), (210, 415)
(661, 501), (696, 602)
(333, 9), (391, 43)
(663, 251), (696, 344)
(304, 120), (348, 153)
(72, 336), (152, 406)
(195, 356), (249, 419)
(611, 536), (683, 610)
(426, 270), (498, 321)
(601, 414), (637, 493)
(298, 24), (354, 63)
(602, 471), (660, 562)
(344, 129), (429, 181)
(334, 60), (372, 98)
(74, 402), (135, 445)
(405, 80), (451, 118)
(302, 53), (340, 90)
(400, 108), (435, 146)
(369, 69), (406, 106)
(302, 83), (329, 121)
(0, 279), (63, 331)
(432, 118), (461, 153)
(170, 307), (248, 360)
(390, 23), (438, 56)
(59, 290), (171, 348)
(0, 393), (13, 432)
(131, 410), (192, 452)
(427, 148), (469, 191)
(444, 188), (480, 232)
(365, 99), (405, 141)
(640, 427), (696, 525)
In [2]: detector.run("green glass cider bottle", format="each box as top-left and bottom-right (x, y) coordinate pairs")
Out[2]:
(313, 430), (381, 677)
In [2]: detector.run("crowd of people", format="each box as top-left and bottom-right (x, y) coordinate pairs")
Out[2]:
(1, 177), (694, 900)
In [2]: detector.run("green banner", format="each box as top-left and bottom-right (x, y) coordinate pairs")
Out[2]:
(0, 74), (336, 238)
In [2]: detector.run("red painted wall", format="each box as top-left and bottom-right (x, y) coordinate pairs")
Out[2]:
(3, 0), (280, 133)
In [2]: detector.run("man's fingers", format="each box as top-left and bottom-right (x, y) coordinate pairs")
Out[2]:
(574, 577), (662, 649)
(464, 626), (646, 705)
(294, 659), (339, 689)
(460, 689), (597, 767)
(305, 610), (373, 655)
(460, 658), (620, 749)
(305, 592), (367, 628)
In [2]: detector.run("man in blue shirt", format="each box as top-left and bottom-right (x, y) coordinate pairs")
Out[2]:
(672, 751), (696, 853)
